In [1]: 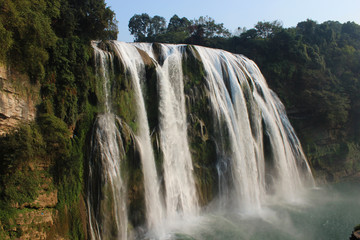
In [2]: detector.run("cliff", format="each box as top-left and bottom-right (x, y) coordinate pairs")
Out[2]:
(288, 110), (360, 184)
(0, 64), (69, 239)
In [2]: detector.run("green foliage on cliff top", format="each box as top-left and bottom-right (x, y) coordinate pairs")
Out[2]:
(129, 14), (230, 44)
(0, 0), (118, 82)
(0, 0), (59, 80)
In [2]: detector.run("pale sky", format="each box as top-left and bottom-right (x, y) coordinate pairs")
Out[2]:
(105, 0), (360, 42)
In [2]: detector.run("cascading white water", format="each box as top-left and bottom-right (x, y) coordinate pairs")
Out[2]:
(87, 42), (128, 240)
(88, 114), (128, 240)
(135, 44), (199, 219)
(111, 41), (165, 236)
(194, 45), (313, 208)
(193, 46), (264, 211)
(92, 42), (113, 114)
(240, 57), (315, 199)
(88, 41), (314, 239)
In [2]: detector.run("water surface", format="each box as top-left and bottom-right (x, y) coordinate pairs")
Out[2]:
(161, 182), (360, 240)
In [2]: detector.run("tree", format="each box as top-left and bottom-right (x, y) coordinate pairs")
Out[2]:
(296, 19), (317, 43)
(128, 13), (151, 41)
(149, 15), (167, 37)
(80, 0), (118, 40)
(233, 27), (247, 37)
(128, 14), (231, 44)
(254, 20), (283, 38)
(0, 0), (60, 81)
(190, 16), (231, 38)
(186, 16), (231, 45)
(53, 0), (118, 40)
(168, 14), (191, 32)
(128, 14), (168, 41)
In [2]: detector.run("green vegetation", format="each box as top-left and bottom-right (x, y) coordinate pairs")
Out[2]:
(0, 124), (50, 237)
(0, 0), (59, 81)
(0, 125), (43, 205)
(128, 14), (230, 44)
(111, 60), (139, 132)
(0, 0), (117, 238)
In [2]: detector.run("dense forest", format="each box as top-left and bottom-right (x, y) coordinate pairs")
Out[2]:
(128, 13), (360, 181)
(0, 1), (360, 238)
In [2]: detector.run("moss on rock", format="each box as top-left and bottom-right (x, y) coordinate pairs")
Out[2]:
(182, 45), (218, 206)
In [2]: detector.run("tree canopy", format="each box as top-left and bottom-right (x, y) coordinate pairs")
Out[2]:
(0, 0), (118, 81)
(128, 13), (230, 44)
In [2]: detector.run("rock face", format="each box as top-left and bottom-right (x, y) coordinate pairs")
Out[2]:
(9, 163), (61, 240)
(0, 64), (39, 135)
(15, 209), (56, 240)
(0, 64), (62, 239)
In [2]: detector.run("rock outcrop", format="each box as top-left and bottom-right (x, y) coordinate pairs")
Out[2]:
(0, 64), (39, 135)
(15, 209), (55, 239)
(9, 160), (61, 239)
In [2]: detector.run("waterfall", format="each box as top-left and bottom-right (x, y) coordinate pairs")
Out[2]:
(87, 42), (128, 240)
(240, 57), (315, 198)
(194, 46), (313, 207)
(88, 41), (314, 238)
(111, 42), (165, 236)
(135, 44), (199, 219)
(194, 46), (264, 211)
